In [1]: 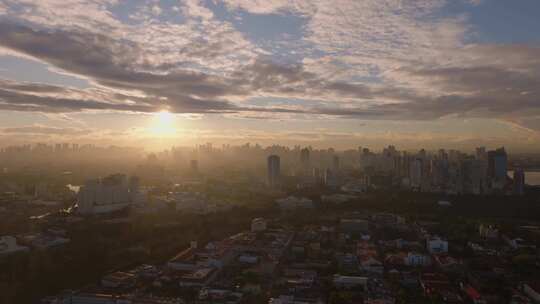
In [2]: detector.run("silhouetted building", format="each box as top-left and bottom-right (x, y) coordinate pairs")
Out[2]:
(476, 146), (487, 161)
(300, 148), (310, 170)
(333, 155), (340, 172)
(488, 147), (507, 180)
(410, 158), (423, 189)
(190, 159), (199, 173)
(267, 155), (280, 189)
(513, 168), (525, 196)
(487, 147), (507, 191)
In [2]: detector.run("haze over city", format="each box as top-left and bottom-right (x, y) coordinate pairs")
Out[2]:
(2, 1), (540, 304)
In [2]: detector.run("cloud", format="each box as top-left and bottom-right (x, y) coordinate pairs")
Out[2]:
(0, 23), (378, 115)
(0, 0), (538, 139)
(1, 125), (93, 136)
(466, 0), (484, 6)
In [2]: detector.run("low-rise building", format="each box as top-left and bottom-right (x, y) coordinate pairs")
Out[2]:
(321, 194), (357, 204)
(404, 252), (431, 267)
(101, 271), (136, 288)
(19, 233), (70, 249)
(0, 235), (29, 256)
(426, 237), (448, 254)
(251, 218), (267, 232)
(168, 240), (236, 271)
(359, 255), (384, 274)
(276, 196), (314, 210)
(333, 275), (368, 289)
(479, 224), (499, 239)
(340, 218), (369, 234)
(178, 267), (218, 287)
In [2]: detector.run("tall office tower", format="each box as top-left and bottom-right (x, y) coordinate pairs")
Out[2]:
(267, 155), (281, 189)
(128, 176), (140, 194)
(487, 147), (507, 180)
(461, 158), (482, 194)
(190, 159), (199, 173)
(449, 150), (460, 163)
(470, 159), (488, 194)
(313, 167), (322, 185)
(409, 158), (423, 189)
(487, 147), (507, 191)
(300, 148), (310, 166)
(386, 145), (397, 156)
(401, 152), (410, 178)
(333, 155), (340, 172)
(430, 159), (442, 187)
(476, 147), (487, 161)
(513, 168), (525, 196)
(128, 176), (143, 204)
(438, 149), (448, 160)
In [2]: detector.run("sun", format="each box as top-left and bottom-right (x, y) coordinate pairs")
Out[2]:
(150, 110), (176, 136)
(158, 111), (174, 125)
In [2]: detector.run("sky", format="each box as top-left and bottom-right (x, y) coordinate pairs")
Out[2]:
(0, 0), (539, 152)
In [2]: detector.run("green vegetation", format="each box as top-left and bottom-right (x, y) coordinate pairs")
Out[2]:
(0, 206), (268, 303)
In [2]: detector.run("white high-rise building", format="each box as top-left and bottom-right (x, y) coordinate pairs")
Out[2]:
(77, 174), (142, 215)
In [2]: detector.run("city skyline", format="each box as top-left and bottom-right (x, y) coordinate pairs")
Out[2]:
(0, 1), (540, 151)
(0, 140), (526, 155)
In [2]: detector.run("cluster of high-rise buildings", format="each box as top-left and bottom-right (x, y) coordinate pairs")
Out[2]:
(1, 143), (95, 154)
(267, 147), (343, 190)
(267, 145), (526, 195)
(391, 146), (522, 195)
(0, 143), (142, 163)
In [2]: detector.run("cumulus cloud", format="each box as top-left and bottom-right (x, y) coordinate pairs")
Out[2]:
(0, 0), (538, 137)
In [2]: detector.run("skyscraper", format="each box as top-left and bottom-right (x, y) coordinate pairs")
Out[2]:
(77, 174), (134, 215)
(333, 155), (340, 172)
(488, 147), (507, 180)
(410, 158), (423, 189)
(513, 168), (525, 196)
(487, 147), (507, 191)
(476, 146), (487, 161)
(190, 159), (199, 173)
(300, 148), (310, 166)
(267, 155), (280, 189)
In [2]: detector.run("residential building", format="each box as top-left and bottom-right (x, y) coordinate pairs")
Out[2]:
(275, 196), (314, 210)
(426, 237), (448, 254)
(0, 236), (29, 256)
(251, 218), (267, 232)
(77, 174), (142, 215)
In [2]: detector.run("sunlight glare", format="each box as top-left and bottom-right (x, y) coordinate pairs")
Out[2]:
(150, 111), (176, 136)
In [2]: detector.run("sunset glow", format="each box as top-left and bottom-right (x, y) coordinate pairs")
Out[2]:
(150, 111), (176, 136)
